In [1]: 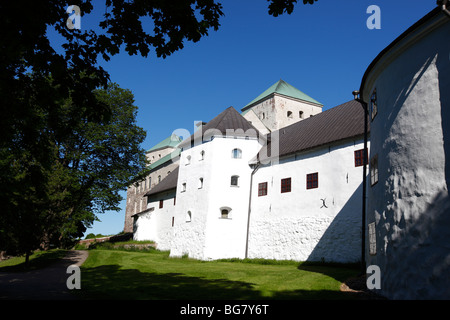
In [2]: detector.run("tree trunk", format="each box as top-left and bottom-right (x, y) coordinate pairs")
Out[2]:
(25, 250), (30, 269)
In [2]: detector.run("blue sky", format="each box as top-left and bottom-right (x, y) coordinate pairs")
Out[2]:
(72, 0), (436, 236)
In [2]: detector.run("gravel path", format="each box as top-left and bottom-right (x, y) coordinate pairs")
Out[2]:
(0, 250), (88, 300)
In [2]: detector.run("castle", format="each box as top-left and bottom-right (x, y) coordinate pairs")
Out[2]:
(125, 79), (367, 263)
(124, 6), (450, 299)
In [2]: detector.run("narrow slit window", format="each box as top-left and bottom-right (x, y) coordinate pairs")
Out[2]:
(368, 222), (377, 255)
(370, 88), (377, 120)
(370, 155), (379, 186)
(186, 211), (192, 222)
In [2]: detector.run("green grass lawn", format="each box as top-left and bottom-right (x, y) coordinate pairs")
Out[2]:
(76, 248), (361, 300)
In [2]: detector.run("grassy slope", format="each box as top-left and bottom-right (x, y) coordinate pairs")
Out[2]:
(77, 249), (360, 300)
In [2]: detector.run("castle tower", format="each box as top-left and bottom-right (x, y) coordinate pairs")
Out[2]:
(241, 79), (323, 134)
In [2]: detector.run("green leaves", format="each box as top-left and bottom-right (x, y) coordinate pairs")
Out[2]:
(267, 0), (318, 17)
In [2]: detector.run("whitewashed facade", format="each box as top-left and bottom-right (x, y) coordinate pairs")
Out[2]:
(360, 7), (450, 299)
(132, 95), (367, 264)
(248, 138), (367, 263)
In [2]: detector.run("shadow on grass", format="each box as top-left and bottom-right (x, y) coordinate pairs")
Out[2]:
(76, 264), (361, 300)
(297, 261), (361, 283)
(0, 250), (68, 272)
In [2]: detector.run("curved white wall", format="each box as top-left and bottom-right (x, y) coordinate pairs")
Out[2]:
(363, 13), (450, 299)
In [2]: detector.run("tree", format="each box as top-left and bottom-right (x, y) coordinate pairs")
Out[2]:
(0, 0), (315, 259)
(267, 0), (318, 16)
(0, 82), (147, 261)
(0, 0), (223, 259)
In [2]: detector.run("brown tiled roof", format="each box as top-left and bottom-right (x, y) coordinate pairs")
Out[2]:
(179, 107), (262, 148)
(257, 100), (368, 162)
(145, 166), (179, 197)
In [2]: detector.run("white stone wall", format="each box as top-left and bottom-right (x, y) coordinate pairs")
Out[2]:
(133, 189), (176, 252)
(274, 95), (322, 129)
(363, 13), (450, 299)
(170, 136), (263, 260)
(248, 139), (367, 262)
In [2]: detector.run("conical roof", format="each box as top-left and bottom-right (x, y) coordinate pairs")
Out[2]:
(179, 106), (261, 148)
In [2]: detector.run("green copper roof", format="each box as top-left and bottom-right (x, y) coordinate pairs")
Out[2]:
(146, 134), (182, 153)
(148, 149), (180, 171)
(242, 79), (322, 111)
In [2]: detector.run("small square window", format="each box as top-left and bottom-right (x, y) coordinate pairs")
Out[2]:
(281, 178), (291, 193)
(258, 182), (268, 196)
(354, 149), (368, 167)
(306, 172), (318, 190)
(232, 148), (242, 159)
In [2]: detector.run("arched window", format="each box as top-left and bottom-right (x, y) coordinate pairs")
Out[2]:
(198, 177), (203, 189)
(158, 175), (161, 183)
(230, 175), (239, 187)
(186, 155), (191, 165)
(200, 150), (205, 160)
(299, 111), (304, 119)
(231, 148), (242, 159)
(287, 111), (293, 118)
(220, 207), (232, 219)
